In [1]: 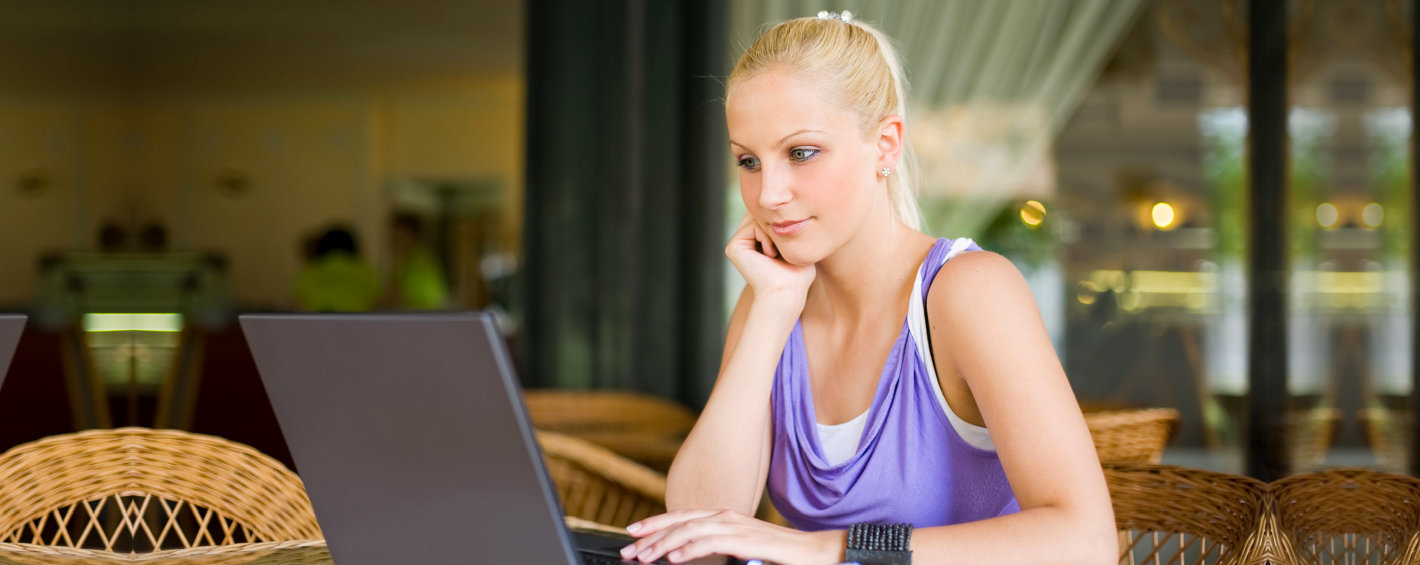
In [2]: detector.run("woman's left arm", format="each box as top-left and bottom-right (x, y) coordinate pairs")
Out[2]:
(903, 250), (1117, 563)
(625, 252), (1117, 565)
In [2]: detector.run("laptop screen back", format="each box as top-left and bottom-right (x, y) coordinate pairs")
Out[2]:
(240, 313), (579, 565)
(0, 315), (26, 391)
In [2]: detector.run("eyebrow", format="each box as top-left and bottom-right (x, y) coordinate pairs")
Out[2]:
(729, 129), (826, 150)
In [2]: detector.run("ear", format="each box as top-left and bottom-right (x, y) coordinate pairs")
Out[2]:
(874, 114), (904, 171)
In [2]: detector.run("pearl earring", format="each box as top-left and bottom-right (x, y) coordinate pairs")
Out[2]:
(880, 167), (893, 177)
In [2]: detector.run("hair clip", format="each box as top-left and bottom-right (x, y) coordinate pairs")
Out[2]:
(816, 10), (853, 23)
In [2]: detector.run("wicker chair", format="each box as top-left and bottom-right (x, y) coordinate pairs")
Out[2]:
(1086, 408), (1180, 464)
(1271, 468), (1420, 565)
(0, 540), (331, 565)
(1361, 407), (1408, 471)
(1105, 464), (1276, 565)
(0, 428), (321, 555)
(1287, 407), (1342, 473)
(524, 390), (697, 471)
(536, 430), (667, 529)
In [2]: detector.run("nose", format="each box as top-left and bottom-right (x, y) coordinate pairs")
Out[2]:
(757, 165), (792, 210)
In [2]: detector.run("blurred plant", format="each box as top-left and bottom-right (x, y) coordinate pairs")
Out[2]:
(1288, 108), (1332, 264)
(975, 199), (1057, 269)
(1365, 108), (1410, 259)
(1199, 108), (1247, 262)
(1199, 107), (1333, 264)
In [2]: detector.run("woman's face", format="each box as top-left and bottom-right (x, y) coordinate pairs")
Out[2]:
(726, 68), (887, 266)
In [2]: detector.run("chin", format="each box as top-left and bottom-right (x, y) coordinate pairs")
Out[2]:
(774, 240), (826, 266)
(780, 254), (818, 267)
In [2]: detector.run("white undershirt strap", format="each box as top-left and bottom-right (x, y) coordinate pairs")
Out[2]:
(907, 239), (995, 451)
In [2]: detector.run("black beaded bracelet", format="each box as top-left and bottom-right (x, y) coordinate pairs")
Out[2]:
(844, 522), (912, 565)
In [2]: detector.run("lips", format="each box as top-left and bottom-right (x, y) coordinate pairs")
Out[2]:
(771, 218), (809, 236)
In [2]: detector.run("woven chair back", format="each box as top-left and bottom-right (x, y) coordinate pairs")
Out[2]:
(0, 428), (321, 553)
(1105, 463), (1272, 565)
(1288, 408), (1342, 473)
(525, 390), (700, 471)
(1086, 408), (1180, 464)
(536, 430), (667, 529)
(1272, 468), (1420, 565)
(0, 539), (331, 565)
(524, 390), (697, 437)
(1361, 408), (1408, 470)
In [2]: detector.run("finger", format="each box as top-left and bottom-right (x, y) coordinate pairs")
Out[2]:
(635, 513), (740, 563)
(755, 225), (778, 258)
(620, 510), (719, 559)
(727, 218), (761, 252)
(750, 224), (769, 257)
(730, 222), (758, 248)
(620, 528), (671, 561)
(736, 212), (753, 230)
(669, 520), (792, 565)
(730, 213), (755, 242)
(628, 510), (719, 536)
(667, 535), (740, 564)
(637, 527), (706, 563)
(637, 526), (695, 563)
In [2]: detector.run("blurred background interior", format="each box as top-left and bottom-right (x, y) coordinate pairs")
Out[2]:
(0, 0), (1413, 482)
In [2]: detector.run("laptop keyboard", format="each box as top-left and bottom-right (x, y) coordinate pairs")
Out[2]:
(579, 548), (676, 564)
(579, 548), (737, 564)
(581, 552), (634, 565)
(574, 531), (681, 564)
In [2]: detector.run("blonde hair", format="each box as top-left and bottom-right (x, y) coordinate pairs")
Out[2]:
(728, 16), (923, 230)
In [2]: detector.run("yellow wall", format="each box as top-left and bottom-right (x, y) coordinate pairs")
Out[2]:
(0, 101), (83, 303)
(0, 79), (524, 308)
(383, 79), (525, 247)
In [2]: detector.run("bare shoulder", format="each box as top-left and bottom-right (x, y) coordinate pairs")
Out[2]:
(933, 249), (1021, 283)
(926, 248), (1053, 369)
(925, 250), (1045, 343)
(929, 249), (1033, 306)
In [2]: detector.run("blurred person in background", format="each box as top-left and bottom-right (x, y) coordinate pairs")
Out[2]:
(294, 225), (379, 312)
(385, 211), (449, 310)
(137, 221), (169, 253)
(97, 221), (129, 253)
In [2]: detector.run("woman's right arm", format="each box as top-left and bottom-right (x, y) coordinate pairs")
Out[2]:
(666, 288), (796, 514)
(665, 215), (812, 515)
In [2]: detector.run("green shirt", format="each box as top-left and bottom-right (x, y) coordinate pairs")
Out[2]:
(295, 252), (380, 312)
(394, 247), (449, 310)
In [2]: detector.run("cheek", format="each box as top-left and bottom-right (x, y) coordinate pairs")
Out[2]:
(738, 171), (758, 208)
(815, 157), (868, 202)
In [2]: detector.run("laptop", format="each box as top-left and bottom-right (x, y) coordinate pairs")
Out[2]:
(0, 315), (24, 390)
(240, 312), (737, 565)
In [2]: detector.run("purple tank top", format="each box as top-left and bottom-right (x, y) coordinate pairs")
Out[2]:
(766, 238), (1020, 530)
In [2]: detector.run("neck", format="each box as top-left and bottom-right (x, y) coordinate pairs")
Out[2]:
(806, 208), (929, 325)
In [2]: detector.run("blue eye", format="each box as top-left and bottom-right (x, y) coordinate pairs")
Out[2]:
(737, 156), (761, 171)
(789, 147), (819, 162)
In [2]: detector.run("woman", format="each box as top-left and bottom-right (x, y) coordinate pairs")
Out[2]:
(622, 13), (1116, 565)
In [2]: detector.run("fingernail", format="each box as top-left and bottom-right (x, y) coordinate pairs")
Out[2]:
(669, 550), (682, 561)
(620, 545), (635, 558)
(638, 549), (654, 561)
(626, 522), (641, 533)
